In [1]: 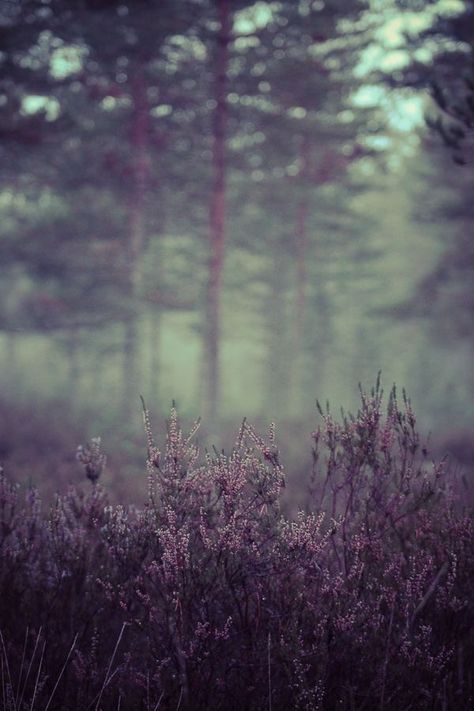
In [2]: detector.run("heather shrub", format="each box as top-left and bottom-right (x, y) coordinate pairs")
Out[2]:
(0, 383), (473, 710)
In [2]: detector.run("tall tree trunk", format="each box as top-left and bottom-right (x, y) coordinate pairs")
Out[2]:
(3, 332), (18, 397)
(289, 198), (309, 413)
(66, 328), (80, 404)
(288, 136), (312, 413)
(295, 198), (309, 342)
(204, 0), (230, 427)
(265, 251), (290, 415)
(147, 211), (166, 412)
(148, 307), (161, 406)
(290, 146), (336, 413)
(122, 69), (150, 422)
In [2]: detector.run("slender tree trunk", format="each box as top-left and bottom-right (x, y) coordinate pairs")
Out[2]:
(265, 251), (290, 415)
(288, 136), (312, 413)
(204, 0), (230, 426)
(309, 282), (332, 399)
(122, 69), (150, 422)
(295, 198), (309, 342)
(288, 198), (309, 414)
(3, 332), (18, 397)
(66, 328), (80, 404)
(148, 307), (161, 406)
(147, 209), (167, 412)
(290, 146), (336, 413)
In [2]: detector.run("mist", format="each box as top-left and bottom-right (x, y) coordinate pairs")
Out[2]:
(0, 0), (473, 498)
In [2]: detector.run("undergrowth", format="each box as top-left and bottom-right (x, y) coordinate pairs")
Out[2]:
(0, 381), (473, 709)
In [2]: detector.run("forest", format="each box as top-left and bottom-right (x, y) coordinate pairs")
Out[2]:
(0, 0), (473, 709)
(0, 0), (473, 480)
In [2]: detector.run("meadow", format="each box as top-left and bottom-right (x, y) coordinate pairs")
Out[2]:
(0, 382), (472, 710)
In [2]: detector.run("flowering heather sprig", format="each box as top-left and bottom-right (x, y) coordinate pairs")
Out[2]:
(140, 395), (161, 472)
(76, 437), (106, 484)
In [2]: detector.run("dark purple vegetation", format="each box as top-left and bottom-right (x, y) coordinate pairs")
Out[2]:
(1, 383), (473, 710)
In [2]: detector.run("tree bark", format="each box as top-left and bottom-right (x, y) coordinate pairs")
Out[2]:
(204, 0), (230, 427)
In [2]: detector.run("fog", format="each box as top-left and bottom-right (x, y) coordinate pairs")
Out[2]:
(0, 0), (472, 498)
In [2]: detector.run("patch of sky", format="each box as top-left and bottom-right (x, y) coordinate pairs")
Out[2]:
(101, 96), (116, 111)
(337, 109), (356, 123)
(21, 95), (60, 121)
(229, 131), (266, 151)
(234, 1), (274, 35)
(251, 169), (265, 181)
(352, 85), (386, 108)
(358, 0), (466, 79)
(364, 135), (392, 150)
(251, 62), (267, 77)
(352, 84), (424, 132)
(166, 35), (207, 62)
(239, 95), (275, 113)
(286, 160), (303, 176)
(377, 13), (430, 48)
(385, 94), (425, 131)
(50, 44), (87, 79)
(234, 35), (261, 51)
(350, 0), (459, 134)
(288, 107), (307, 119)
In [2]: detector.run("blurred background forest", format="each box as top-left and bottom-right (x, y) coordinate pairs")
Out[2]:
(0, 0), (473, 500)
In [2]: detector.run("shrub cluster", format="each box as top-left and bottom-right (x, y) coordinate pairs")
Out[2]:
(0, 383), (473, 710)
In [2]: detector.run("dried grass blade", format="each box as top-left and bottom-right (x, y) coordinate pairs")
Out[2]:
(43, 633), (78, 711)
